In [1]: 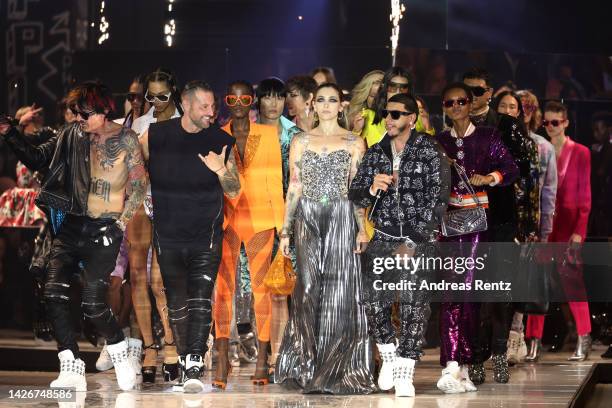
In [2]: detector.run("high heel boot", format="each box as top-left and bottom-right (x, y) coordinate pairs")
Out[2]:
(525, 338), (541, 363)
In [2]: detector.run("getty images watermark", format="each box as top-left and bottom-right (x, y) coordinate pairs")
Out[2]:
(365, 242), (612, 302)
(371, 253), (512, 291)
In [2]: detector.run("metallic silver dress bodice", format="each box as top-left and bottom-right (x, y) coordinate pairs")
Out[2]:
(301, 149), (351, 202)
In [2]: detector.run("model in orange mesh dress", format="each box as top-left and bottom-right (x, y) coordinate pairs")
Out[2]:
(212, 80), (284, 389)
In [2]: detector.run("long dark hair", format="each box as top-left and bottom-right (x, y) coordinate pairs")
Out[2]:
(372, 66), (413, 125)
(127, 74), (146, 119)
(145, 67), (183, 116)
(493, 90), (528, 136)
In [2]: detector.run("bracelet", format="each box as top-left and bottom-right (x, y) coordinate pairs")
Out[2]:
(213, 165), (225, 173)
(115, 219), (127, 232)
(280, 233), (291, 239)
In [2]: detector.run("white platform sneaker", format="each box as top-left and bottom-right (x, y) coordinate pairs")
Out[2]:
(50, 350), (87, 392)
(460, 364), (478, 391)
(376, 343), (397, 391)
(127, 337), (143, 384)
(107, 340), (137, 391)
(183, 354), (205, 393)
(393, 357), (416, 397)
(436, 361), (465, 394)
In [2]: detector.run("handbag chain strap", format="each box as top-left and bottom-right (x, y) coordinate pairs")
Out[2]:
(451, 160), (484, 208)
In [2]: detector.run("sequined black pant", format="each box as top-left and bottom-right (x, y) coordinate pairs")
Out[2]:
(44, 215), (124, 357)
(366, 302), (431, 360)
(156, 241), (221, 357)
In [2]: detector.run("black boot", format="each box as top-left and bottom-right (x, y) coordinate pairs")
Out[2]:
(468, 363), (485, 385)
(492, 354), (510, 383)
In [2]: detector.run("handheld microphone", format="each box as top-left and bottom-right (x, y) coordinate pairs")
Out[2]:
(368, 172), (391, 221)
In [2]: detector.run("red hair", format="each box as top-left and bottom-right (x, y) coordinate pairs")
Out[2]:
(66, 81), (115, 115)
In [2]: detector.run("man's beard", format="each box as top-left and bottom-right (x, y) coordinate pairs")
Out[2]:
(192, 115), (210, 129)
(389, 123), (407, 137)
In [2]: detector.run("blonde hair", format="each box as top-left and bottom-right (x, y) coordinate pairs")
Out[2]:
(347, 70), (384, 129)
(15, 106), (32, 120)
(517, 89), (542, 132)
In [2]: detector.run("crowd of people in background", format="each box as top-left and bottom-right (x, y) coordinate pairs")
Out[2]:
(0, 62), (610, 398)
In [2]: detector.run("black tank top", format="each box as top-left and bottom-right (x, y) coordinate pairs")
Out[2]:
(148, 118), (234, 249)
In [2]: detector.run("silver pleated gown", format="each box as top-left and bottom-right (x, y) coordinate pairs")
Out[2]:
(274, 149), (376, 394)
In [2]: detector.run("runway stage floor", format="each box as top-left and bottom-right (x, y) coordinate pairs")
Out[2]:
(0, 348), (607, 408)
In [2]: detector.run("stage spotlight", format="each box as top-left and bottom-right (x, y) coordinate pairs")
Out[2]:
(164, 1), (176, 47)
(97, 1), (110, 45)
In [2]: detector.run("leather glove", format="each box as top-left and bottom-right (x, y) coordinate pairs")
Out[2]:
(91, 222), (124, 247)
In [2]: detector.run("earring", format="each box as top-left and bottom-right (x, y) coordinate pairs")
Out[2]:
(338, 112), (343, 119)
(305, 106), (310, 117)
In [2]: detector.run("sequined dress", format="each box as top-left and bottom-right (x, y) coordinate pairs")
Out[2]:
(274, 149), (376, 394)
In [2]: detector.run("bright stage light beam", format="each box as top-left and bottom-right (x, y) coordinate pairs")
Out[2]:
(164, 0), (176, 47)
(390, 0), (405, 65)
(98, 1), (110, 45)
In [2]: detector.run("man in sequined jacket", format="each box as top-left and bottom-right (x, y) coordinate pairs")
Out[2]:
(349, 93), (451, 397)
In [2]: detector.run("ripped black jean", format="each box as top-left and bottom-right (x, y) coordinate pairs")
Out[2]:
(155, 240), (221, 357)
(44, 215), (124, 358)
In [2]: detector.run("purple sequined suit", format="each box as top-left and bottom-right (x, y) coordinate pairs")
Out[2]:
(436, 125), (518, 366)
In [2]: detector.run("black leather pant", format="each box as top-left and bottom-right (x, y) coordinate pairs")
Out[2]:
(156, 240), (221, 357)
(366, 302), (431, 360)
(44, 215), (124, 357)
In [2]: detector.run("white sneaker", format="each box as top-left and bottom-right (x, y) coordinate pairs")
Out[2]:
(436, 361), (465, 394)
(460, 365), (477, 392)
(393, 357), (416, 397)
(96, 343), (113, 372)
(376, 343), (397, 391)
(107, 340), (137, 391)
(183, 354), (204, 394)
(50, 350), (87, 392)
(127, 338), (143, 383)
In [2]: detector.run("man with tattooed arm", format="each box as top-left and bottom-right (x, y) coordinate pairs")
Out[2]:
(0, 81), (147, 391)
(139, 80), (241, 393)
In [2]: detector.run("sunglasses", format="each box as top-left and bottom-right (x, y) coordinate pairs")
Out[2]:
(225, 94), (253, 107)
(127, 93), (143, 102)
(387, 81), (410, 93)
(442, 98), (469, 108)
(382, 109), (412, 120)
(522, 103), (537, 114)
(469, 86), (490, 97)
(543, 119), (564, 127)
(70, 107), (96, 120)
(144, 90), (171, 103)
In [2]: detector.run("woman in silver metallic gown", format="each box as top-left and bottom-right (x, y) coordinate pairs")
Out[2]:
(274, 83), (376, 394)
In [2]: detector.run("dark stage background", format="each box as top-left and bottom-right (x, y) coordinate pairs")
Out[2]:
(0, 0), (610, 336)
(1, 0), (611, 144)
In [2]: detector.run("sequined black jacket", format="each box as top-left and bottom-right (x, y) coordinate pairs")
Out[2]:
(349, 131), (451, 242)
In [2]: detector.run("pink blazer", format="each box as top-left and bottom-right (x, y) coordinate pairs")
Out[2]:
(549, 138), (591, 242)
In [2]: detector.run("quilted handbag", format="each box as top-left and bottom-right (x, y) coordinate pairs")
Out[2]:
(441, 161), (488, 237)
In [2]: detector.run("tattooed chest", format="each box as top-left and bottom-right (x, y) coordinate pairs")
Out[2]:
(90, 135), (126, 170)
(89, 137), (128, 203)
